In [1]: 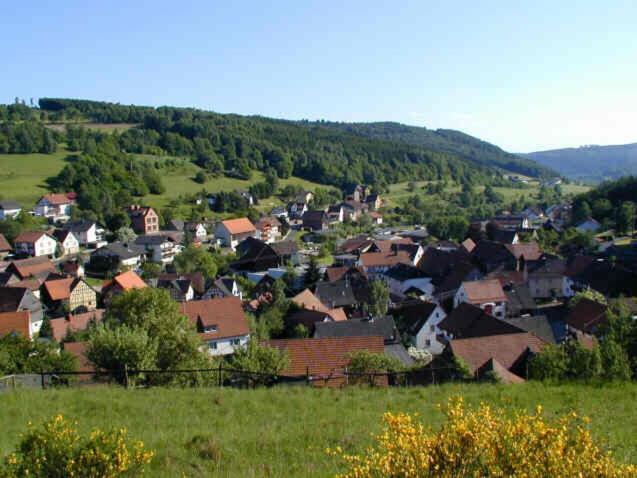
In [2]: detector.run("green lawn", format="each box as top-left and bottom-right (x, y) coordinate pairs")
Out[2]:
(1, 383), (635, 477)
(0, 149), (71, 206)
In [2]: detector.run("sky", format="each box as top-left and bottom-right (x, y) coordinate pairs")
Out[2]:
(1, 0), (636, 152)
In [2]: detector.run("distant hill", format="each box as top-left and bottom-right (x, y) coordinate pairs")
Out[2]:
(309, 121), (556, 178)
(522, 143), (637, 183)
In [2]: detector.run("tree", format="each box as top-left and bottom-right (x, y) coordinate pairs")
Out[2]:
(572, 201), (592, 225)
(303, 256), (321, 289)
(174, 244), (218, 279)
(600, 338), (632, 381)
(569, 289), (607, 309)
(366, 280), (389, 318)
(228, 341), (289, 386)
(616, 202), (635, 234)
(116, 226), (136, 243)
(140, 262), (162, 280)
(0, 334), (76, 375)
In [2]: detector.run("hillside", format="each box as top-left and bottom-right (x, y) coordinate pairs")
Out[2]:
(1, 383), (636, 477)
(522, 143), (637, 183)
(311, 121), (557, 178)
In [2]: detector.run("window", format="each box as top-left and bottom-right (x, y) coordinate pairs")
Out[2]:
(208, 342), (217, 350)
(231, 338), (241, 346)
(430, 325), (435, 332)
(425, 339), (431, 347)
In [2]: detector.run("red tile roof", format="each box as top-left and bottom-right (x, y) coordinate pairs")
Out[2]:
(181, 297), (250, 340)
(43, 277), (75, 301)
(14, 231), (51, 244)
(40, 192), (76, 205)
(505, 242), (542, 261)
(359, 250), (413, 268)
(50, 310), (105, 342)
(0, 311), (31, 338)
(291, 289), (347, 322)
(221, 217), (256, 235)
(266, 336), (385, 378)
(0, 234), (11, 252)
(449, 332), (546, 374)
(9, 256), (56, 279)
(105, 270), (147, 291)
(462, 279), (508, 303)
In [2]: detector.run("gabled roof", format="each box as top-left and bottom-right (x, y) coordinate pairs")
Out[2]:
(0, 234), (11, 252)
(127, 205), (156, 218)
(255, 216), (281, 229)
(461, 279), (507, 303)
(491, 228), (519, 244)
(64, 220), (96, 232)
(0, 200), (21, 210)
(159, 272), (205, 295)
(95, 242), (145, 260)
(325, 265), (368, 283)
(504, 242), (542, 261)
(52, 229), (76, 243)
(266, 336), (385, 377)
(292, 289), (331, 313)
(181, 297), (250, 340)
(106, 271), (147, 291)
(337, 235), (374, 254)
(313, 316), (398, 343)
(477, 358), (526, 384)
(14, 231), (52, 244)
(566, 298), (607, 333)
(394, 300), (440, 335)
(0, 311), (31, 337)
(359, 250), (413, 268)
(384, 263), (425, 281)
(39, 192), (75, 205)
(9, 256), (55, 279)
(448, 332), (546, 374)
(439, 303), (522, 339)
(314, 280), (357, 308)
(221, 217), (256, 235)
(0, 287), (29, 312)
(43, 277), (77, 301)
(270, 240), (298, 257)
(50, 310), (105, 342)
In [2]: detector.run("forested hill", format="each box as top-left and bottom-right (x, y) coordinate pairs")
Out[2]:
(310, 121), (556, 178)
(522, 143), (637, 183)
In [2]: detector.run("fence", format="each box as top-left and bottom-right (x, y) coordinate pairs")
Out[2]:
(27, 363), (467, 391)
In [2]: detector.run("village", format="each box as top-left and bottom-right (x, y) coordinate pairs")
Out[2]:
(0, 183), (635, 387)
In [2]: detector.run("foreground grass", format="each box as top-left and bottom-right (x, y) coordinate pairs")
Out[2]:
(0, 383), (635, 477)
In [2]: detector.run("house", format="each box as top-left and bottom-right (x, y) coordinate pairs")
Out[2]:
(296, 191), (314, 204)
(491, 214), (530, 231)
(504, 242), (543, 269)
(527, 258), (574, 299)
(0, 311), (32, 339)
(127, 205), (159, 234)
(454, 279), (508, 319)
(13, 231), (57, 257)
(565, 298), (607, 335)
(266, 336), (386, 387)
(358, 241), (423, 276)
(289, 200), (308, 219)
(502, 283), (536, 317)
(346, 184), (369, 203)
(135, 234), (181, 264)
(101, 270), (147, 304)
(0, 287), (44, 336)
(341, 200), (369, 222)
(52, 230), (80, 256)
(290, 288), (347, 324)
(0, 200), (22, 220)
(443, 332), (546, 382)
(302, 210), (328, 231)
(576, 217), (601, 233)
(270, 206), (289, 220)
(185, 221), (208, 242)
(90, 242), (145, 272)
(7, 256), (56, 280)
(270, 240), (300, 265)
(439, 303), (523, 339)
(327, 204), (344, 224)
(215, 217), (257, 251)
(503, 315), (558, 344)
(42, 277), (98, 314)
(34, 192), (76, 222)
(150, 277), (194, 302)
(255, 216), (281, 243)
(489, 227), (519, 245)
(181, 297), (250, 356)
(394, 300), (447, 354)
(383, 263), (434, 300)
(49, 309), (105, 342)
(203, 276), (243, 300)
(368, 211), (383, 225)
(60, 259), (85, 278)
(64, 220), (104, 247)
(314, 280), (358, 312)
(231, 237), (282, 272)
(471, 240), (518, 273)
(313, 316), (399, 344)
(0, 234), (12, 259)
(364, 194), (381, 211)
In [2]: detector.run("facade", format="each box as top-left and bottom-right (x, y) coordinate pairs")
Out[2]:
(127, 206), (159, 234)
(43, 277), (98, 313)
(0, 200), (22, 220)
(0, 233), (12, 259)
(135, 234), (180, 264)
(91, 242), (145, 270)
(185, 222), (208, 242)
(397, 300), (447, 354)
(215, 217), (257, 251)
(34, 193), (76, 222)
(13, 231), (57, 257)
(53, 230), (80, 255)
(454, 279), (508, 319)
(255, 216), (281, 243)
(65, 220), (104, 247)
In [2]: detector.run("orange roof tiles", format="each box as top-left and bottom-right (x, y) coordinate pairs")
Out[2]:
(112, 270), (147, 291)
(40, 192), (75, 205)
(0, 311), (31, 338)
(0, 234), (11, 252)
(221, 217), (256, 235)
(50, 310), (105, 342)
(291, 289), (347, 322)
(181, 297), (250, 340)
(462, 279), (508, 303)
(43, 277), (75, 301)
(359, 250), (412, 268)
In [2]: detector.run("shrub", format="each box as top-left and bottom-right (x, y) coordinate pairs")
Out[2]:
(1, 415), (153, 477)
(329, 397), (637, 477)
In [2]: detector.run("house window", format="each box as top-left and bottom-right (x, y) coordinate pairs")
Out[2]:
(425, 339), (431, 347)
(430, 325), (435, 332)
(231, 338), (241, 346)
(204, 325), (217, 333)
(208, 342), (217, 350)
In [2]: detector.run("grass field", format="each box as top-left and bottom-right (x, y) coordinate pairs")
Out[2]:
(1, 383), (635, 477)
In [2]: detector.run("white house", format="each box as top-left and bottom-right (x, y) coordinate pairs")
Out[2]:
(454, 279), (508, 319)
(185, 222), (208, 242)
(135, 234), (181, 264)
(53, 230), (80, 256)
(0, 200), (22, 220)
(13, 231), (58, 257)
(34, 193), (76, 222)
(401, 301), (447, 355)
(215, 217), (257, 251)
(65, 220), (104, 247)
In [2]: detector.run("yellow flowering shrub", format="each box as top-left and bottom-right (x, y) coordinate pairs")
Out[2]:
(1, 415), (154, 477)
(329, 397), (637, 478)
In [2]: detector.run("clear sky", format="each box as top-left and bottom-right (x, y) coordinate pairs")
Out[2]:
(2, 0), (636, 152)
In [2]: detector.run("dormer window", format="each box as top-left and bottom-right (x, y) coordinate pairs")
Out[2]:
(203, 325), (218, 333)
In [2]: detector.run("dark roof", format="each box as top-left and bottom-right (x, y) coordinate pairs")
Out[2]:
(0, 200), (21, 210)
(490, 228), (518, 244)
(158, 272), (205, 295)
(0, 286), (28, 312)
(135, 234), (176, 246)
(95, 242), (145, 260)
(569, 259), (637, 297)
(313, 316), (399, 343)
(438, 303), (524, 339)
(418, 247), (471, 279)
(471, 240), (516, 273)
(504, 285), (536, 313)
(566, 298), (608, 333)
(393, 299), (439, 335)
(314, 280), (357, 308)
(504, 315), (557, 343)
(270, 240), (298, 257)
(64, 220), (96, 233)
(384, 343), (415, 367)
(154, 278), (193, 296)
(285, 309), (334, 331)
(384, 263), (425, 281)
(231, 237), (280, 271)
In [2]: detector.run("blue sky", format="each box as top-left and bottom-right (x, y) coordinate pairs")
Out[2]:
(2, 0), (636, 152)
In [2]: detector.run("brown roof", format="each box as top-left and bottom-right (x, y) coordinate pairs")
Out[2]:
(291, 289), (347, 322)
(485, 270), (526, 287)
(566, 298), (607, 333)
(181, 297), (250, 340)
(477, 358), (526, 384)
(0, 311), (31, 338)
(63, 342), (94, 372)
(40, 192), (75, 206)
(359, 250), (413, 268)
(266, 336), (385, 377)
(9, 256), (56, 279)
(50, 310), (105, 342)
(43, 277), (75, 301)
(106, 270), (147, 291)
(462, 279), (507, 303)
(0, 234), (11, 252)
(221, 217), (256, 235)
(14, 231), (51, 244)
(337, 236), (374, 254)
(7, 278), (42, 292)
(325, 266), (367, 282)
(439, 303), (524, 339)
(504, 242), (542, 261)
(448, 332), (546, 374)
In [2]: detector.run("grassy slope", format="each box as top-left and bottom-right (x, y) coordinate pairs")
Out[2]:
(1, 383), (635, 477)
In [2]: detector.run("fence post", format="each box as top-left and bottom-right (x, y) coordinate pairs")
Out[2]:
(306, 366), (310, 386)
(40, 372), (45, 390)
(218, 363), (222, 388)
(124, 364), (129, 389)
